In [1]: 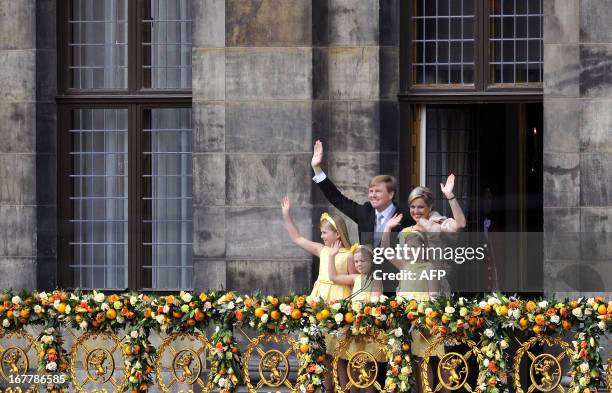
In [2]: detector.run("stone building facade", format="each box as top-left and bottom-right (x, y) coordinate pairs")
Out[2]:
(0, 0), (609, 296)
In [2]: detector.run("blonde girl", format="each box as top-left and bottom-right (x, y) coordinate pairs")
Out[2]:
(281, 196), (356, 392)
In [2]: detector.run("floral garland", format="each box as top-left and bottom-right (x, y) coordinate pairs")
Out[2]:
(0, 290), (609, 393)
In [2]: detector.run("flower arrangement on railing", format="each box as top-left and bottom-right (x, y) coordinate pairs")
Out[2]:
(0, 290), (609, 393)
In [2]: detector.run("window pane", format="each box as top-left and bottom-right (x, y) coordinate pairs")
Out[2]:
(489, 0), (542, 85)
(142, 0), (192, 89)
(141, 108), (193, 289)
(425, 107), (478, 229)
(70, 109), (128, 289)
(70, 0), (128, 89)
(411, 0), (475, 86)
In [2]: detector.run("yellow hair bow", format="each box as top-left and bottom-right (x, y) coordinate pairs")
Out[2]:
(350, 243), (360, 254)
(320, 212), (337, 230)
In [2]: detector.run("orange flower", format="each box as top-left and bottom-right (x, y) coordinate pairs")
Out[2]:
(534, 314), (545, 326)
(526, 301), (537, 312)
(488, 361), (498, 372)
(165, 295), (175, 305)
(546, 308), (557, 316)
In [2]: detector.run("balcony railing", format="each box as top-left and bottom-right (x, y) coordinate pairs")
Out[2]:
(0, 291), (609, 393)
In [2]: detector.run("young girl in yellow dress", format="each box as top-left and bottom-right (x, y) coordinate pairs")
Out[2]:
(281, 196), (355, 301)
(328, 241), (383, 393)
(281, 196), (356, 390)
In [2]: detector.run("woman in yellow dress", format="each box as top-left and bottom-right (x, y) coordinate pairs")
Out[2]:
(281, 196), (356, 391)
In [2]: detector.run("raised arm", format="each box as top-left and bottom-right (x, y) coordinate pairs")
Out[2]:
(328, 241), (357, 285)
(381, 213), (404, 269)
(311, 140), (361, 221)
(281, 196), (323, 257)
(440, 174), (466, 231)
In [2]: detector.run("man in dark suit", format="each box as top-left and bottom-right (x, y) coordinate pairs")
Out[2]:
(311, 140), (412, 245)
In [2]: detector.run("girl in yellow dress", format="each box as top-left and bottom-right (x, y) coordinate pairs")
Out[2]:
(281, 196), (356, 391)
(328, 241), (383, 393)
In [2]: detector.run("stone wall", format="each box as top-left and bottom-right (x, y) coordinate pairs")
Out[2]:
(0, 0), (38, 290)
(192, 0), (400, 292)
(543, 0), (612, 297)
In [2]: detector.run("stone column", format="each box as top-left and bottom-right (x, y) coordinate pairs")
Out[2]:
(0, 0), (37, 291)
(192, 0), (315, 293)
(543, 0), (611, 297)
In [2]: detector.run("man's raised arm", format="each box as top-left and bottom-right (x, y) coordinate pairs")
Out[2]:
(311, 140), (361, 221)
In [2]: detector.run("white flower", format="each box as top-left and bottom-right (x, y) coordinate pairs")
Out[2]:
(162, 305), (170, 314)
(331, 303), (342, 311)
(598, 321), (606, 331)
(2, 319), (9, 328)
(116, 315), (124, 324)
(181, 292), (192, 303)
(227, 302), (235, 310)
(550, 315), (560, 324)
(379, 314), (387, 321)
(585, 308), (592, 316)
(46, 361), (57, 371)
(425, 308), (432, 315)
(34, 305), (42, 314)
(315, 364), (323, 374)
(479, 301), (487, 308)
(134, 361), (142, 369)
(401, 366), (410, 375)
(64, 305), (71, 314)
(130, 296), (138, 306)
(279, 304), (289, 315)
(261, 314), (269, 323)
(101, 303), (109, 311)
(459, 307), (468, 317)
(379, 295), (388, 303)
(512, 309), (521, 319)
(394, 328), (403, 337)
(334, 313), (344, 324)
(41, 335), (53, 344)
(458, 297), (465, 306)
(572, 308), (583, 318)
(484, 329), (495, 338)
(299, 337), (309, 345)
(351, 302), (363, 313)
(579, 363), (590, 374)
(483, 358), (489, 367)
(93, 292), (105, 303)
(155, 315), (165, 325)
(39, 292), (48, 301)
(538, 301), (548, 309)
(395, 295), (405, 304)
(235, 297), (243, 303)
(130, 330), (139, 339)
(589, 337), (595, 347)
(45, 327), (54, 334)
(500, 340), (509, 349)
(487, 296), (500, 305)
(586, 298), (594, 306)
(204, 301), (212, 309)
(388, 338), (396, 347)
(578, 332), (586, 340)
(11, 296), (21, 305)
(79, 321), (88, 329)
(445, 306), (455, 314)
(53, 299), (61, 309)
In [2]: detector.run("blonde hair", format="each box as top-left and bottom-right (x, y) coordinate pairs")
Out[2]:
(408, 186), (434, 207)
(354, 246), (373, 262)
(369, 175), (397, 195)
(320, 215), (351, 249)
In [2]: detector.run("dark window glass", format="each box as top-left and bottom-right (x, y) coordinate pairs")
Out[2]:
(412, 0), (476, 85)
(70, 0), (128, 89)
(489, 0), (543, 84)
